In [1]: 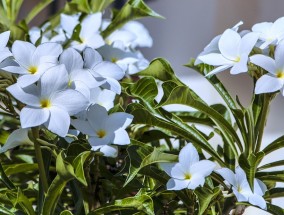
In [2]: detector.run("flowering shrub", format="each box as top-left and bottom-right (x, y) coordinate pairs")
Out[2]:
(0, 1), (284, 214)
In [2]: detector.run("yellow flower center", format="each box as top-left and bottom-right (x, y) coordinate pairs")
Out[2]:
(40, 99), (51, 108)
(276, 71), (284, 79)
(111, 57), (118, 63)
(28, 66), (38, 74)
(96, 130), (106, 138)
(184, 173), (191, 180)
(80, 37), (85, 44)
(234, 56), (241, 62)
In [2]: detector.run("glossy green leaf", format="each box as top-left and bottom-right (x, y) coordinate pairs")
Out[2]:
(25, 0), (54, 24)
(264, 188), (284, 200)
(102, 0), (163, 38)
(90, 0), (114, 12)
(60, 210), (73, 215)
(194, 187), (222, 215)
(266, 203), (284, 215)
(6, 188), (35, 215)
(138, 58), (181, 84)
(89, 194), (154, 215)
(66, 0), (91, 13)
(262, 135), (284, 155)
(157, 86), (242, 153)
(124, 145), (177, 185)
(0, 161), (15, 189)
(72, 151), (92, 186)
(42, 152), (75, 215)
(4, 163), (39, 176)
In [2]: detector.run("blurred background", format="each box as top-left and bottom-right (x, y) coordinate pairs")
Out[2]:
(19, 0), (284, 213)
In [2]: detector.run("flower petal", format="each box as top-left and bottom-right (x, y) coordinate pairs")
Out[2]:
(248, 194), (267, 210)
(190, 160), (216, 177)
(0, 47), (12, 62)
(166, 178), (189, 190)
(159, 163), (176, 176)
(205, 65), (232, 76)
(46, 106), (70, 137)
(187, 174), (205, 190)
(71, 119), (96, 136)
(239, 32), (259, 55)
(12, 41), (35, 68)
(86, 104), (108, 130)
(0, 31), (10, 49)
(215, 168), (237, 187)
(219, 29), (241, 60)
(255, 74), (283, 94)
(32, 42), (62, 65)
(198, 53), (232, 66)
(105, 112), (133, 131)
(81, 13), (102, 35)
(113, 128), (130, 145)
(230, 54), (248, 74)
(92, 61), (124, 80)
(275, 43), (284, 70)
(179, 143), (199, 168)
(17, 73), (41, 88)
(20, 107), (49, 128)
(250, 54), (276, 74)
(99, 145), (118, 158)
(83, 48), (102, 68)
(89, 134), (113, 146)
(59, 48), (83, 72)
(52, 89), (88, 115)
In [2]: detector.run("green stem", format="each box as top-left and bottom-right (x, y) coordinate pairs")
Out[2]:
(255, 94), (270, 153)
(32, 127), (49, 194)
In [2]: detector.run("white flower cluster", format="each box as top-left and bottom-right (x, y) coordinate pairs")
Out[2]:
(196, 17), (284, 96)
(0, 13), (153, 157)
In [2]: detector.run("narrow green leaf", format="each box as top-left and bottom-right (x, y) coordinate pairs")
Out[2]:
(67, 0), (91, 13)
(194, 187), (221, 215)
(4, 163), (39, 175)
(157, 86), (243, 153)
(89, 194), (154, 215)
(72, 151), (92, 186)
(60, 210), (73, 215)
(90, 0), (114, 12)
(266, 203), (284, 215)
(0, 161), (15, 189)
(262, 135), (284, 155)
(102, 0), (163, 38)
(258, 160), (284, 171)
(264, 188), (284, 200)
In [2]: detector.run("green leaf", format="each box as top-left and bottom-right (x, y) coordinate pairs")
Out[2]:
(60, 210), (74, 215)
(137, 58), (181, 84)
(72, 151), (92, 186)
(4, 163), (39, 175)
(6, 188), (35, 215)
(264, 188), (284, 200)
(0, 161), (15, 189)
(262, 135), (284, 155)
(266, 203), (284, 215)
(124, 144), (177, 185)
(102, 0), (163, 38)
(157, 86), (242, 154)
(258, 160), (284, 171)
(90, 0), (114, 12)
(89, 194), (154, 215)
(194, 187), (222, 215)
(125, 76), (158, 104)
(66, 0), (91, 13)
(42, 152), (75, 215)
(25, 0), (54, 24)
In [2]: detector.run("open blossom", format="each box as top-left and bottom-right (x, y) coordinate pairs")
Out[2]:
(3, 41), (62, 87)
(83, 48), (125, 94)
(216, 166), (267, 209)
(252, 17), (284, 49)
(195, 21), (243, 65)
(72, 104), (133, 157)
(0, 31), (12, 63)
(250, 43), (284, 95)
(61, 13), (105, 51)
(7, 65), (88, 137)
(160, 143), (216, 190)
(198, 29), (258, 76)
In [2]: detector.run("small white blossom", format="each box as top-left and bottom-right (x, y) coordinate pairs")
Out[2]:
(72, 104), (133, 156)
(7, 65), (88, 137)
(252, 17), (284, 49)
(216, 166), (267, 209)
(198, 29), (258, 76)
(160, 143), (216, 190)
(250, 43), (284, 95)
(3, 41), (62, 87)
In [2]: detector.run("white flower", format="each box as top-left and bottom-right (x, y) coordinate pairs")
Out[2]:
(252, 17), (284, 49)
(7, 65), (88, 137)
(160, 143), (216, 190)
(61, 13), (105, 51)
(0, 31), (12, 63)
(198, 29), (258, 76)
(216, 166), (267, 209)
(195, 21), (243, 65)
(0, 128), (33, 153)
(3, 41), (62, 87)
(250, 43), (284, 95)
(83, 48), (125, 94)
(72, 104), (133, 155)
(89, 87), (116, 110)
(59, 48), (101, 98)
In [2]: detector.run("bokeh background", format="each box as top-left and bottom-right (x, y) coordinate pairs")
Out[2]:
(19, 0), (284, 213)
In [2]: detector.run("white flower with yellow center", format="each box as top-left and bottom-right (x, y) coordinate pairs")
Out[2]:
(3, 41), (62, 87)
(198, 29), (258, 76)
(216, 166), (267, 209)
(252, 17), (284, 49)
(250, 43), (284, 95)
(7, 65), (88, 137)
(61, 13), (105, 51)
(0, 31), (12, 63)
(71, 104), (133, 156)
(160, 143), (216, 190)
